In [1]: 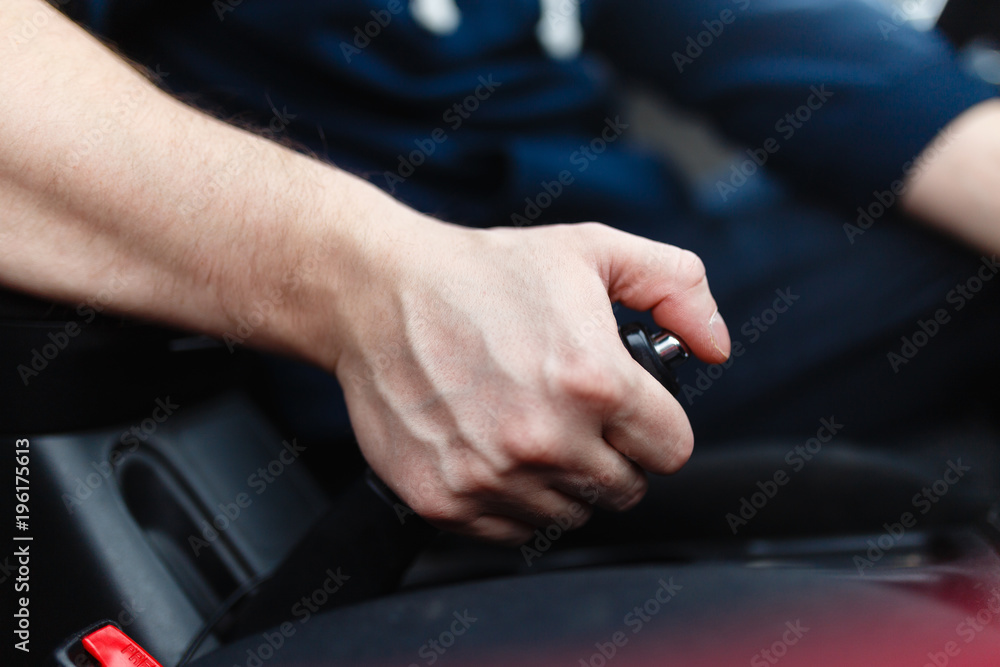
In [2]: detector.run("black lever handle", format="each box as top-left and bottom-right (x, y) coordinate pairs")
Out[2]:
(223, 322), (688, 639)
(618, 322), (689, 396)
(225, 470), (439, 638)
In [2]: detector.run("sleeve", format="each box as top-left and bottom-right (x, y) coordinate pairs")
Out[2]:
(58, 0), (114, 33)
(584, 0), (997, 205)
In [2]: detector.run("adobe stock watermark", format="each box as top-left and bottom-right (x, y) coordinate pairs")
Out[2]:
(886, 255), (999, 373)
(557, 307), (625, 360)
(188, 438), (307, 556)
(64, 66), (170, 169)
(725, 417), (844, 534)
(535, 0), (585, 61)
(343, 286), (497, 456)
(853, 458), (971, 575)
(221, 251), (323, 352)
(716, 85), (834, 201)
(521, 485), (600, 567)
(876, 0), (933, 40)
(231, 623), (296, 667)
(343, 280), (464, 390)
(343, 307), (444, 390)
(921, 586), (1000, 667)
(61, 397), (180, 514)
(578, 578), (682, 667)
(388, 415), (505, 527)
(5, 0), (70, 53)
(750, 620), (809, 667)
(407, 610), (478, 667)
(844, 126), (956, 244)
(177, 99), (297, 218)
(382, 74), (502, 193)
(16, 271), (130, 386)
(0, 552), (16, 586)
(671, 0), (752, 73)
(681, 287), (800, 405)
(338, 0), (406, 62)
(233, 566), (350, 667)
(290, 566), (350, 624)
(511, 115), (630, 225)
(18, 595), (146, 658)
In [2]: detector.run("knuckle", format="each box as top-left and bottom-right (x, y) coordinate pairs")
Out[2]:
(572, 221), (616, 258)
(660, 427), (695, 474)
(409, 492), (465, 527)
(404, 474), (474, 526)
(554, 361), (627, 407)
(589, 465), (648, 511)
(461, 517), (533, 545)
(539, 499), (593, 531)
(439, 454), (497, 498)
(499, 525), (536, 546)
(546, 504), (592, 532)
(577, 221), (609, 238)
(617, 474), (649, 511)
(507, 432), (562, 468)
(579, 482), (603, 505)
(572, 503), (594, 527)
(500, 418), (563, 467)
(674, 249), (708, 291)
(592, 466), (622, 494)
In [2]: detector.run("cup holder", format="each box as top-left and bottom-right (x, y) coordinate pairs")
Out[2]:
(117, 443), (248, 619)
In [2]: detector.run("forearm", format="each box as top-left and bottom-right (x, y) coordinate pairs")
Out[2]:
(0, 2), (736, 544)
(0, 0), (413, 366)
(902, 98), (1000, 256)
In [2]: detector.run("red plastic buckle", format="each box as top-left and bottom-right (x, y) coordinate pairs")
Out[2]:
(81, 625), (164, 667)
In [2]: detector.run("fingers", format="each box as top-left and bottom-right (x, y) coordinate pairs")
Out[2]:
(475, 485), (595, 530)
(578, 222), (731, 363)
(455, 515), (537, 546)
(541, 340), (680, 490)
(343, 221), (722, 546)
(553, 442), (650, 511)
(428, 490), (595, 545)
(602, 350), (695, 475)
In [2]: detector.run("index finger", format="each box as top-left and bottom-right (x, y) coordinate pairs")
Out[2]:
(582, 224), (731, 364)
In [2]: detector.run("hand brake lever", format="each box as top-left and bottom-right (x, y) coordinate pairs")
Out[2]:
(618, 321), (688, 397)
(211, 322), (688, 646)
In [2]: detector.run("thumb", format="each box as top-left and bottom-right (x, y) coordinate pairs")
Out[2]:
(581, 223), (730, 364)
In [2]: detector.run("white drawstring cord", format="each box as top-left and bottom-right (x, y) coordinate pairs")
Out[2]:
(409, 0), (462, 35)
(536, 0), (582, 60)
(408, 0), (583, 59)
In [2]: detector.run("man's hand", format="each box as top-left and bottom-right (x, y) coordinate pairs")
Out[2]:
(0, 0), (728, 545)
(329, 219), (730, 544)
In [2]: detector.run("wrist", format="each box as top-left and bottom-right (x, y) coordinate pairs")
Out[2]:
(253, 164), (440, 372)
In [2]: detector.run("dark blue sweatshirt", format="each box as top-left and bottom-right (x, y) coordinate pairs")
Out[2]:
(66, 0), (995, 225)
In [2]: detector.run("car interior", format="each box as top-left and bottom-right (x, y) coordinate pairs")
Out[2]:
(5, 1), (1000, 665)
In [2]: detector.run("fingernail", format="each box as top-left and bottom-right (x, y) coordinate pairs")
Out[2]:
(709, 309), (730, 360)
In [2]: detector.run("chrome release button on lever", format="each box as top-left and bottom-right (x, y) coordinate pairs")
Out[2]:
(618, 322), (689, 397)
(650, 329), (689, 369)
